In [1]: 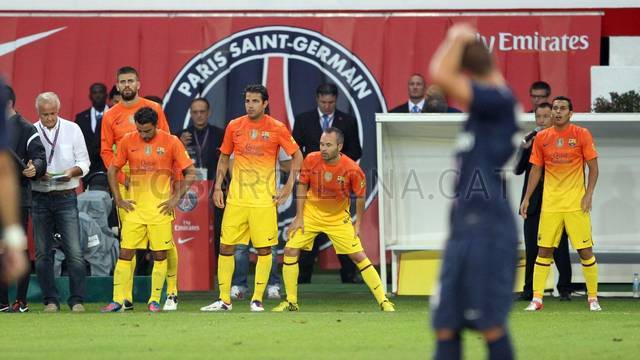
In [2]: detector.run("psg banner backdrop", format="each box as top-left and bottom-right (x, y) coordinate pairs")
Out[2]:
(0, 13), (601, 266)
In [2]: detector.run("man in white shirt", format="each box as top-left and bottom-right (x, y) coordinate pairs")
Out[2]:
(390, 73), (427, 113)
(31, 92), (90, 312)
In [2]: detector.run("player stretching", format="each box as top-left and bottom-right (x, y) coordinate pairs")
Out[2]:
(200, 84), (302, 312)
(102, 107), (195, 312)
(429, 24), (519, 360)
(272, 128), (394, 312)
(521, 96), (601, 312)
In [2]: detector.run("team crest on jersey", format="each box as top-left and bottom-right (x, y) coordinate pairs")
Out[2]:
(157, 147), (166, 155)
(250, 129), (259, 140)
(324, 171), (333, 182)
(336, 175), (345, 185)
(568, 138), (577, 147)
(144, 145), (152, 156)
(261, 131), (270, 140)
(164, 25), (386, 245)
(556, 138), (564, 147)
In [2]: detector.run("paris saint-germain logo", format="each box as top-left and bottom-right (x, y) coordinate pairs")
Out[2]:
(164, 26), (385, 247)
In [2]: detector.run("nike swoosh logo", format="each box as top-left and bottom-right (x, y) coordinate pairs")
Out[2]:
(0, 27), (67, 57)
(178, 237), (195, 245)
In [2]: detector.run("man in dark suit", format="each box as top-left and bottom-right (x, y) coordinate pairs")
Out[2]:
(293, 84), (362, 161)
(424, 85), (462, 113)
(75, 83), (108, 189)
(292, 83), (362, 284)
(390, 73), (427, 113)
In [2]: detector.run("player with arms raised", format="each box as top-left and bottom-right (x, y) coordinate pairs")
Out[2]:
(429, 24), (519, 360)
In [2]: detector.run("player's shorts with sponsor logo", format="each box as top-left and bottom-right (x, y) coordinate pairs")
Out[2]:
(287, 214), (364, 255)
(120, 221), (174, 251)
(538, 210), (593, 250)
(220, 203), (278, 248)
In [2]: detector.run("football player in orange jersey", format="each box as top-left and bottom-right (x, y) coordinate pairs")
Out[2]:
(272, 128), (394, 312)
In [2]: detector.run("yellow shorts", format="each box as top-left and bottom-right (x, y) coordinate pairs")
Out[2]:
(287, 216), (364, 255)
(221, 204), (278, 248)
(121, 221), (174, 251)
(538, 211), (593, 250)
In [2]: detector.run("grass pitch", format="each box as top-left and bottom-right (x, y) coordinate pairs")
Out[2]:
(1, 276), (639, 359)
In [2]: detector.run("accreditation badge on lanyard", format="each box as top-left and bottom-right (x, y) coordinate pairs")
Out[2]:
(194, 127), (210, 180)
(39, 123), (61, 166)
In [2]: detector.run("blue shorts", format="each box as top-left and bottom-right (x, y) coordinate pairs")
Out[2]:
(431, 227), (517, 331)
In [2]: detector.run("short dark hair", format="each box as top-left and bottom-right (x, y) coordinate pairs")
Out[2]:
(191, 97), (210, 110)
(552, 96), (573, 111)
(460, 40), (493, 76)
(90, 82), (107, 92)
(530, 81), (551, 96)
(109, 85), (120, 100)
(134, 107), (158, 126)
(117, 66), (139, 79)
(243, 84), (269, 101)
(144, 95), (163, 105)
(409, 73), (425, 82)
(534, 102), (552, 114)
(323, 127), (344, 145)
(5, 85), (16, 107)
(316, 83), (338, 98)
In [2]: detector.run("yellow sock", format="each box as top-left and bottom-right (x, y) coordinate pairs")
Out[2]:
(122, 255), (136, 302)
(217, 254), (235, 304)
(282, 255), (299, 304)
(252, 253), (273, 302)
(356, 258), (387, 305)
(149, 259), (167, 303)
(113, 259), (133, 304)
(581, 256), (598, 298)
(166, 246), (179, 295)
(532, 256), (552, 299)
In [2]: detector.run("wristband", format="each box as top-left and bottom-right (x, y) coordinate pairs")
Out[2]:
(3, 224), (26, 249)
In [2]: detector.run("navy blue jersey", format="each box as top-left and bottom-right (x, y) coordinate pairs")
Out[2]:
(450, 82), (518, 230)
(0, 82), (7, 149)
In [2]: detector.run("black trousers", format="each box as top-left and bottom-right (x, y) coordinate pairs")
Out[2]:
(298, 233), (357, 283)
(0, 207), (32, 304)
(522, 213), (572, 296)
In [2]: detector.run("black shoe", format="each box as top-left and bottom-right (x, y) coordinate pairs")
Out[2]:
(517, 293), (533, 301)
(123, 299), (134, 311)
(0, 303), (9, 312)
(559, 292), (571, 301)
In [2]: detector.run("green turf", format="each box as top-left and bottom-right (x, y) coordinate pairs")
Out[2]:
(1, 276), (639, 359)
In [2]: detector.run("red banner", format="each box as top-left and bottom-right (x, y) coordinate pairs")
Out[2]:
(173, 181), (214, 291)
(0, 14), (601, 268)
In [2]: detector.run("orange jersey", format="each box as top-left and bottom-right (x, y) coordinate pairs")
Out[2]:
(220, 114), (299, 207)
(113, 130), (192, 224)
(100, 98), (170, 183)
(299, 152), (366, 224)
(530, 123), (598, 212)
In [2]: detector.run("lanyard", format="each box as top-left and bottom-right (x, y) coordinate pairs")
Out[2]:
(193, 127), (210, 167)
(39, 123), (61, 165)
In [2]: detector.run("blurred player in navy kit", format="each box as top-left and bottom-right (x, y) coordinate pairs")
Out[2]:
(429, 24), (519, 360)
